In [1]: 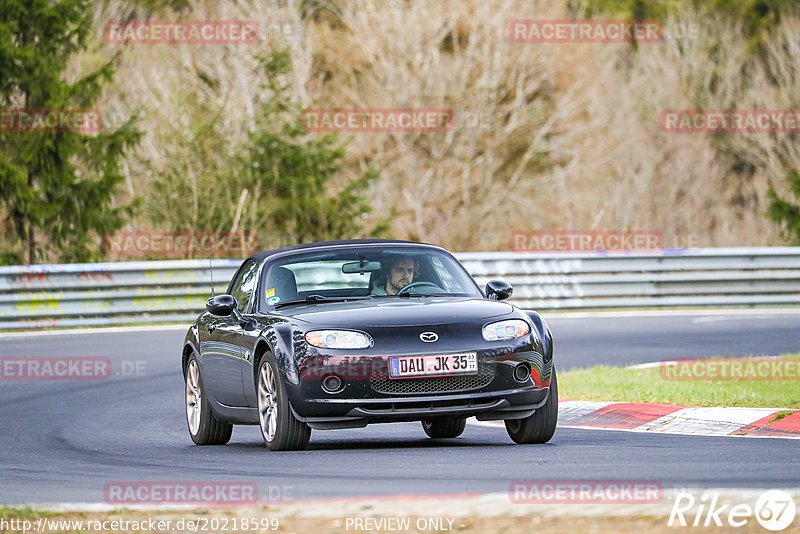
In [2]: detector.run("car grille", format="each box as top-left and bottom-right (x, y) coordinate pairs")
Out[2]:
(369, 364), (494, 395)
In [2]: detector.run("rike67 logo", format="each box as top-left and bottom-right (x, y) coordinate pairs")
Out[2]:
(669, 490), (796, 531)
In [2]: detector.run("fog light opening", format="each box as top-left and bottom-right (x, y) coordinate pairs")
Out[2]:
(321, 374), (343, 394)
(513, 363), (531, 382)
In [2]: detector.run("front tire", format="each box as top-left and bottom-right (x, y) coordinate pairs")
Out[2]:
(422, 417), (467, 438)
(185, 356), (233, 445)
(505, 367), (558, 444)
(257, 353), (311, 451)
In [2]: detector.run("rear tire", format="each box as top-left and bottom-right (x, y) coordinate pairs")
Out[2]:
(257, 352), (311, 451)
(422, 417), (467, 439)
(185, 356), (233, 445)
(505, 366), (558, 444)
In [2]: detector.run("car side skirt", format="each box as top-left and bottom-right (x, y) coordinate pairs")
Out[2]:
(205, 387), (259, 424)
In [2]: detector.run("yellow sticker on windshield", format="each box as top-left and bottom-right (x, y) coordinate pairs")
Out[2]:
(265, 287), (275, 298)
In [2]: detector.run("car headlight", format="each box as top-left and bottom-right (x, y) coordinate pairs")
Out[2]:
(304, 330), (372, 349)
(482, 319), (530, 341)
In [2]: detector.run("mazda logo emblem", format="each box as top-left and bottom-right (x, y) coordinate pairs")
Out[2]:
(420, 332), (438, 342)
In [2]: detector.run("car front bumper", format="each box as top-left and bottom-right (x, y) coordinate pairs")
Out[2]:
(285, 346), (553, 428)
(289, 384), (551, 429)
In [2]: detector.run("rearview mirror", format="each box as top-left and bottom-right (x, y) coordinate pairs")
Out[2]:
(342, 261), (382, 274)
(486, 280), (513, 301)
(206, 294), (237, 316)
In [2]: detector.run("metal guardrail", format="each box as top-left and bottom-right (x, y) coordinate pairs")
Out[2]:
(0, 248), (798, 330)
(460, 247), (800, 310)
(0, 260), (240, 330)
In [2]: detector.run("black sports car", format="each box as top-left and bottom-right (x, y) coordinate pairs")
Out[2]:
(182, 239), (557, 450)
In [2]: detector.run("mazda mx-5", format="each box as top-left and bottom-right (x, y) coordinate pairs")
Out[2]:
(181, 239), (556, 450)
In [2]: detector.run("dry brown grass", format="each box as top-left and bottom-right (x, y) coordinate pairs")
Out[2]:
(84, 0), (798, 252)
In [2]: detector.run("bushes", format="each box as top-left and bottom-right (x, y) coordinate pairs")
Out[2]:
(145, 50), (384, 255)
(5, 0), (798, 262)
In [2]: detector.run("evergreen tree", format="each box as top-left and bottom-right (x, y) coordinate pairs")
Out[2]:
(244, 51), (385, 246)
(767, 169), (800, 244)
(149, 49), (386, 253)
(0, 0), (140, 264)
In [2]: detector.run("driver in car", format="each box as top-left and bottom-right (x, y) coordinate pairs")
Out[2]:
(372, 256), (416, 296)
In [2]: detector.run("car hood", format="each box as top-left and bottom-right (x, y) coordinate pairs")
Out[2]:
(275, 297), (516, 328)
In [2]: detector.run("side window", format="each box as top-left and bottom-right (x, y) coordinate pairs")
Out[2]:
(229, 260), (260, 313)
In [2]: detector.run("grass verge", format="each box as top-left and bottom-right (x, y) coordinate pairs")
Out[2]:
(559, 354), (800, 409)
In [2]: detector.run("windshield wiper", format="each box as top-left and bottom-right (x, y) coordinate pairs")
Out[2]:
(372, 292), (457, 298)
(274, 294), (371, 309)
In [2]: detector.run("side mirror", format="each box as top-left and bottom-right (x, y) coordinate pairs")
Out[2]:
(486, 279), (513, 301)
(206, 294), (238, 316)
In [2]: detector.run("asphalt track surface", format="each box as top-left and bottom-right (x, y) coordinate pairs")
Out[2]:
(1, 310), (799, 504)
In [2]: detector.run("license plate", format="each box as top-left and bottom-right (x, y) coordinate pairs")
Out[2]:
(389, 353), (478, 379)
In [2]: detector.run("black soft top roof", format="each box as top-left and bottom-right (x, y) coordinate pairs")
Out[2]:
(247, 239), (438, 262)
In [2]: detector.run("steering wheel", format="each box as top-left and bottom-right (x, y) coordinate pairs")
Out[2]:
(397, 281), (443, 295)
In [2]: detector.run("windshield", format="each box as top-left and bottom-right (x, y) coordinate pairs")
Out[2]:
(260, 246), (481, 309)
